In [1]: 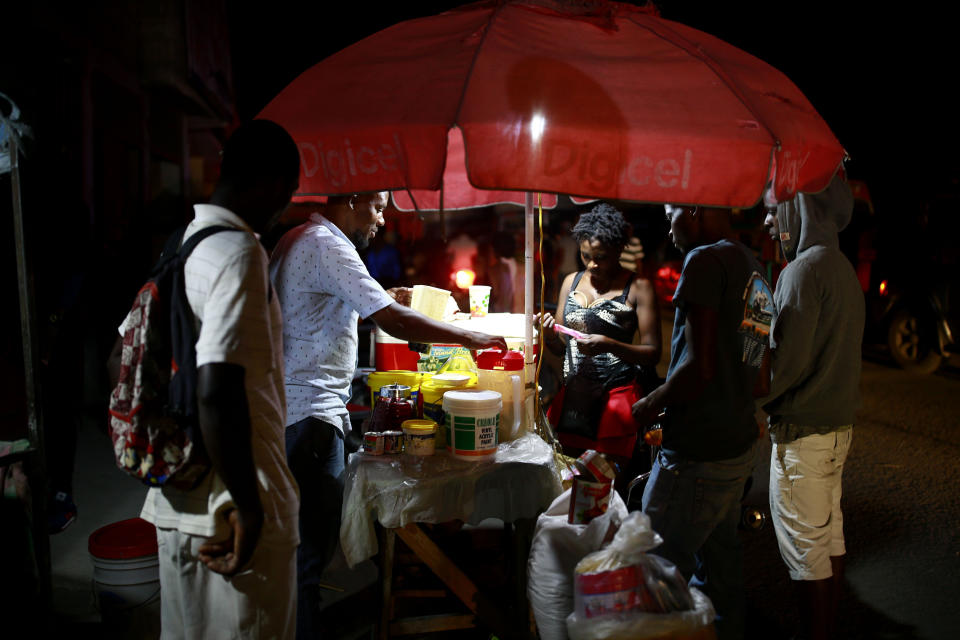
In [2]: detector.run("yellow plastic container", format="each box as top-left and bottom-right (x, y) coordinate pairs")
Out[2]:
(419, 374), (476, 449)
(367, 371), (428, 408)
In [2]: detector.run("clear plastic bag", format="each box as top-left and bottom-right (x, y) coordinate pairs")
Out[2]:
(567, 511), (714, 639)
(566, 587), (715, 640)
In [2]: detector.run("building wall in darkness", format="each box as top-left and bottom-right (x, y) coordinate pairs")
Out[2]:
(1, 0), (236, 438)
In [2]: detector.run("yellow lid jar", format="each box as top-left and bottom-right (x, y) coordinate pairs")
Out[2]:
(401, 419), (438, 456)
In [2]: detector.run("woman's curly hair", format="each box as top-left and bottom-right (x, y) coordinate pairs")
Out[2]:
(571, 203), (631, 249)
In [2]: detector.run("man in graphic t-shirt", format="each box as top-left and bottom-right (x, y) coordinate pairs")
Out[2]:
(632, 205), (773, 640)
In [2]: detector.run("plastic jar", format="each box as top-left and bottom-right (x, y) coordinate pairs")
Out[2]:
(401, 419), (438, 456)
(370, 384), (415, 433)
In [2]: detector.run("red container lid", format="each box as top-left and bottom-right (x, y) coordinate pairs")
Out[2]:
(88, 517), (158, 559)
(476, 349), (524, 371)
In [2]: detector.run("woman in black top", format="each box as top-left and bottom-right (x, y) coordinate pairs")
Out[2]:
(537, 203), (662, 464)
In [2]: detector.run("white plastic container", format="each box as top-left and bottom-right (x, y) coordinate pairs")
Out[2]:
(88, 518), (161, 634)
(476, 349), (525, 443)
(410, 285), (452, 320)
(476, 369), (521, 442)
(442, 389), (502, 461)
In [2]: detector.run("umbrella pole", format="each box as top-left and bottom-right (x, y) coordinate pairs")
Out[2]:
(523, 191), (538, 431)
(524, 191), (534, 381)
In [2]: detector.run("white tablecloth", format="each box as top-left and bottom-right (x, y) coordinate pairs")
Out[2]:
(340, 432), (562, 567)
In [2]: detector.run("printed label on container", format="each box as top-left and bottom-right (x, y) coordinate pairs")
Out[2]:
(405, 432), (436, 456)
(363, 432), (384, 455)
(383, 431), (403, 454)
(575, 566), (642, 618)
(475, 416), (498, 450)
(578, 449), (617, 483)
(449, 414), (500, 453)
(568, 476), (612, 524)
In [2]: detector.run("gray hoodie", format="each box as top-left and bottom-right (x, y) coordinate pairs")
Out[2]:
(763, 175), (865, 442)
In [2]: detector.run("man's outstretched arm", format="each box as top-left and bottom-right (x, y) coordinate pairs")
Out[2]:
(371, 302), (507, 351)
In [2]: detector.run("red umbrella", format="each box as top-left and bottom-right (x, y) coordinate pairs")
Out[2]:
(259, 0), (845, 209)
(260, 0), (847, 371)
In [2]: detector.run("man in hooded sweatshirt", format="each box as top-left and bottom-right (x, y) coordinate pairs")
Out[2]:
(762, 173), (864, 640)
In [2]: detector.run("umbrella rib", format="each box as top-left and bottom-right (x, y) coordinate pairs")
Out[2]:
(442, 2), (509, 200)
(450, 1), (508, 127)
(403, 188), (422, 215)
(626, 13), (780, 148)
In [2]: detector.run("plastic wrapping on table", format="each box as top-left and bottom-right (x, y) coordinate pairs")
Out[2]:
(340, 432), (562, 568)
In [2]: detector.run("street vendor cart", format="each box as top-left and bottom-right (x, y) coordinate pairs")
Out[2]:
(341, 432), (561, 638)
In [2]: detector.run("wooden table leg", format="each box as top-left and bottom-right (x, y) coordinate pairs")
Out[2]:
(395, 522), (510, 636)
(504, 518), (536, 638)
(513, 518), (536, 639)
(380, 527), (396, 640)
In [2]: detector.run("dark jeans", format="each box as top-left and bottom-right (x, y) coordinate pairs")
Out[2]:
(285, 417), (344, 639)
(642, 442), (757, 640)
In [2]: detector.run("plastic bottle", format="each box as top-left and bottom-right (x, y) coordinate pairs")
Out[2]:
(475, 349), (524, 442)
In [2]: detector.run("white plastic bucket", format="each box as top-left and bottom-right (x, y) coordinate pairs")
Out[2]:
(443, 389), (502, 461)
(88, 518), (161, 633)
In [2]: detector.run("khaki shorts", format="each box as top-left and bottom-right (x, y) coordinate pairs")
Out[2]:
(769, 428), (852, 581)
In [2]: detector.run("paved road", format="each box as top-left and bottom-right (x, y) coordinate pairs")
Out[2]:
(742, 355), (960, 640)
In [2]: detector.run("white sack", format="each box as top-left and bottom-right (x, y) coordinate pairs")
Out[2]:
(527, 488), (628, 640)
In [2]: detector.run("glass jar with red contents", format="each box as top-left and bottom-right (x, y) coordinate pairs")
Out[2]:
(370, 384), (415, 434)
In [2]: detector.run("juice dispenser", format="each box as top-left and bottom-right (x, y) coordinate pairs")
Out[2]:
(476, 349), (524, 442)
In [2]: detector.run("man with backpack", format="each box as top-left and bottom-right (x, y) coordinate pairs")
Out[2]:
(112, 120), (302, 639)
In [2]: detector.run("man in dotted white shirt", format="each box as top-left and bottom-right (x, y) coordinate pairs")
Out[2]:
(112, 120), (302, 639)
(269, 191), (507, 638)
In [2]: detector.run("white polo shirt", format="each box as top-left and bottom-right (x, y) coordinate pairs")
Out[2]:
(268, 213), (394, 433)
(123, 204), (299, 544)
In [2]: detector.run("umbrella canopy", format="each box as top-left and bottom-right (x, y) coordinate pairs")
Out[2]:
(259, 0), (845, 209)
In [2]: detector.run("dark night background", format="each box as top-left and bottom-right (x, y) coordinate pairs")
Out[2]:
(225, 0), (960, 339)
(2, 1), (958, 637)
(227, 0), (959, 220)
